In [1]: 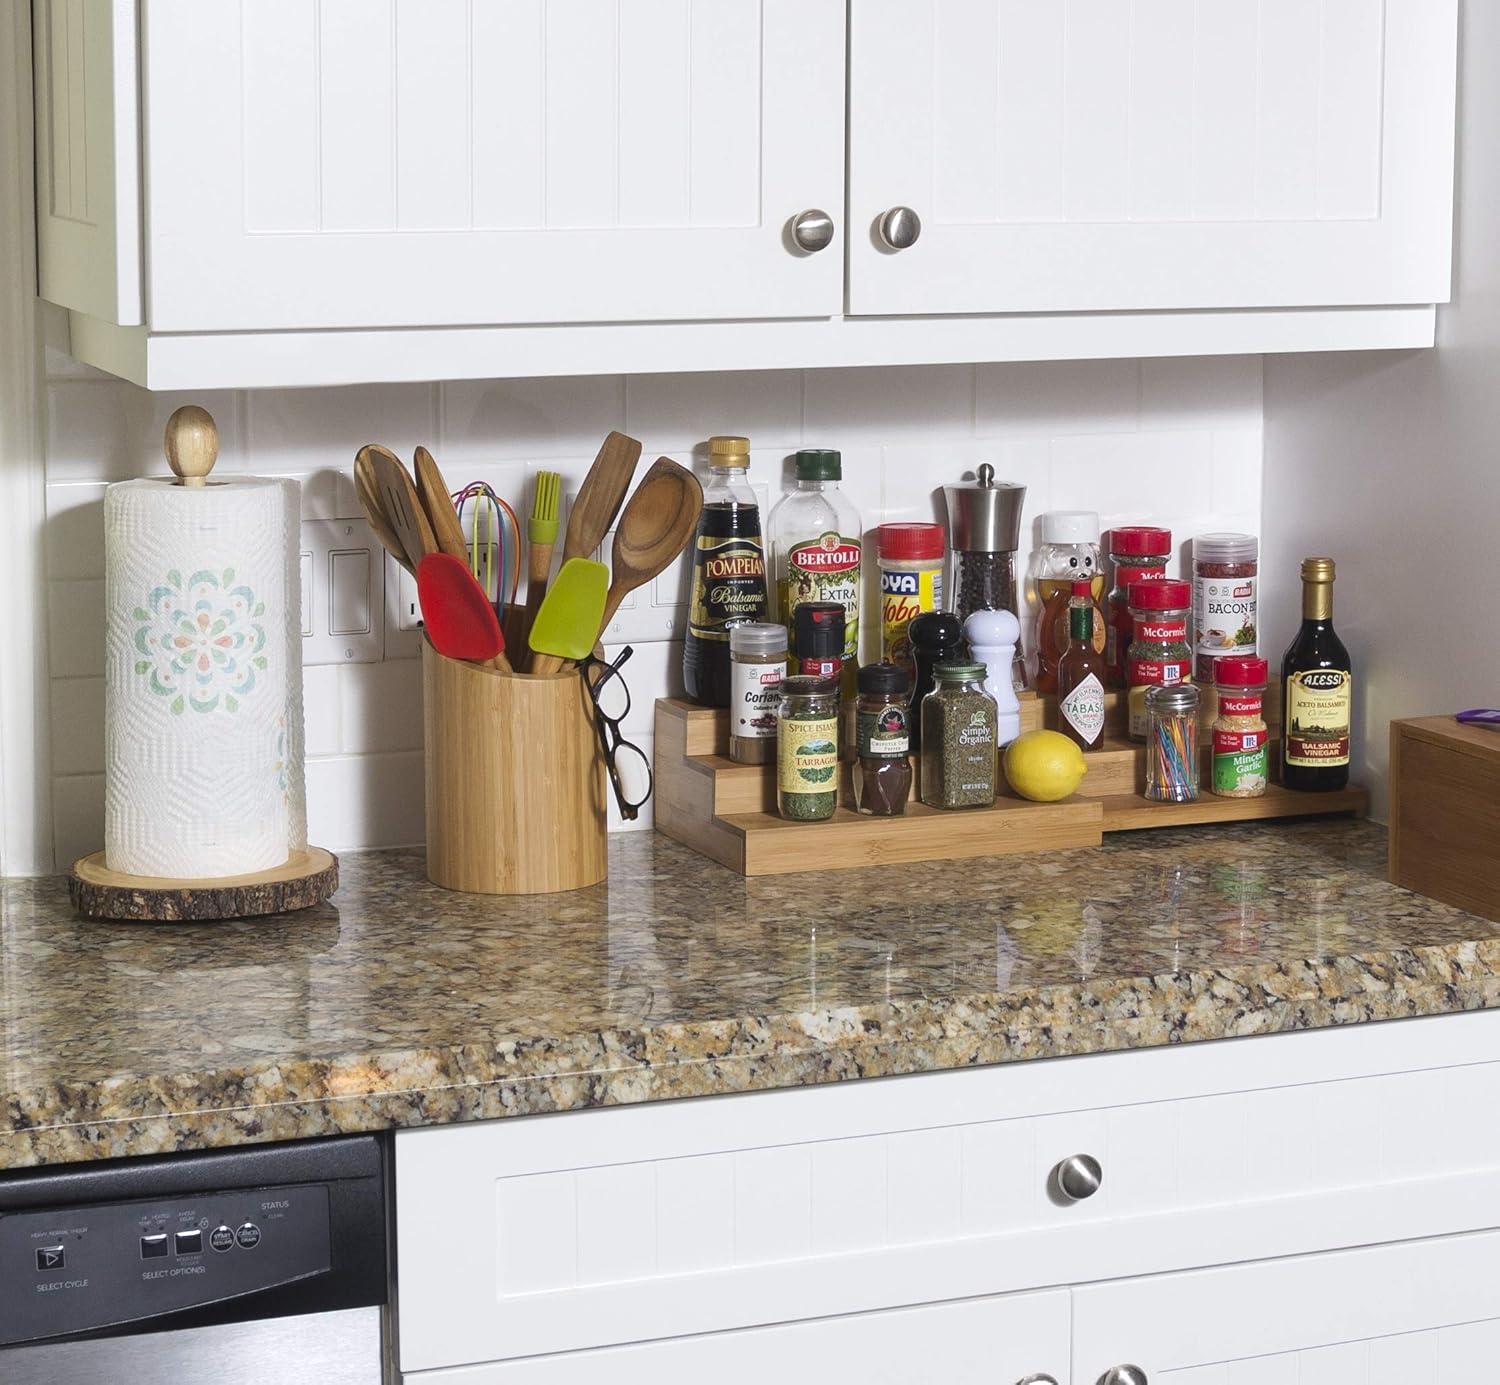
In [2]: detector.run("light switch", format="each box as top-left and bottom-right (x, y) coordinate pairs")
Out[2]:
(300, 519), (384, 665)
(329, 548), (372, 636)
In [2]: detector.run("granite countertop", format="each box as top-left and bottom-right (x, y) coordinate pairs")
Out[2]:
(3, 819), (1499, 1169)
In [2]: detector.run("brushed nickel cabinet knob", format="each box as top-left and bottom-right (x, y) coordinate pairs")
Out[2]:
(1099, 1366), (1148, 1385)
(877, 205), (922, 250)
(1017, 1375), (1060, 1385)
(1052, 1152), (1103, 1202)
(789, 209), (835, 253)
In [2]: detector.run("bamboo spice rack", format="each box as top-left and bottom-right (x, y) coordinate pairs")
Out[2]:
(654, 693), (1367, 877)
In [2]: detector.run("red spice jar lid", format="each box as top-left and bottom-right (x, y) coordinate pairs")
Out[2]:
(1213, 655), (1269, 687)
(1109, 525), (1173, 557)
(878, 522), (944, 561)
(1127, 578), (1191, 609)
(1070, 579), (1093, 597)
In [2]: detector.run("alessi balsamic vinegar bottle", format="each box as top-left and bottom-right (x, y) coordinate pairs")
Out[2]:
(683, 436), (768, 707)
(1281, 557), (1353, 792)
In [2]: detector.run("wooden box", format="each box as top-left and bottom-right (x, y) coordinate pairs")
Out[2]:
(1390, 717), (1500, 922)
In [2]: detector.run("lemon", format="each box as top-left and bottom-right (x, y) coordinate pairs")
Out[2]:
(1003, 730), (1088, 802)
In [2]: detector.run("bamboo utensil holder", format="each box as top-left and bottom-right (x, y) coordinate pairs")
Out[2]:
(423, 641), (607, 895)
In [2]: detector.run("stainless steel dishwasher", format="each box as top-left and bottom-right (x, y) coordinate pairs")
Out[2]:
(0, 1134), (390, 1383)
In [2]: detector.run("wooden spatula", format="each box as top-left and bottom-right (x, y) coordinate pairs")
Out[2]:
(354, 445), (415, 573)
(413, 445), (470, 564)
(417, 553), (512, 673)
(528, 558), (609, 676)
(560, 431), (642, 564)
(367, 447), (436, 570)
(595, 457), (704, 644)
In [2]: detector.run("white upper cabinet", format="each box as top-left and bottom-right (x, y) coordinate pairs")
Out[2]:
(848, 0), (1458, 316)
(141, 0), (845, 331)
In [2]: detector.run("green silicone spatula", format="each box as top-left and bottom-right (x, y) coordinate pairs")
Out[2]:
(527, 558), (609, 676)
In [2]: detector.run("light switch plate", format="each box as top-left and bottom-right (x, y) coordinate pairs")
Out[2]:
(300, 518), (385, 665)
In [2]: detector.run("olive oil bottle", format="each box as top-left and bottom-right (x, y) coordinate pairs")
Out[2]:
(1281, 558), (1352, 792)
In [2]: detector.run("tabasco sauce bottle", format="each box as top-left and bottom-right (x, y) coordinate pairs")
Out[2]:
(1057, 580), (1107, 752)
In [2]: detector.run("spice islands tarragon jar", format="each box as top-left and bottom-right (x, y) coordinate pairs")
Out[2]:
(776, 675), (841, 821)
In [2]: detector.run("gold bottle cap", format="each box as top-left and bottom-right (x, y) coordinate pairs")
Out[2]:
(1301, 557), (1337, 582)
(708, 435), (751, 467)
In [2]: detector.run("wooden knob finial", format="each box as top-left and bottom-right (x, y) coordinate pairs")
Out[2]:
(165, 405), (219, 487)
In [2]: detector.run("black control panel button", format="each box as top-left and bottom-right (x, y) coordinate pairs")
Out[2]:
(174, 1229), (203, 1256)
(35, 1246), (65, 1272)
(209, 1225), (235, 1252)
(139, 1234), (169, 1259)
(235, 1223), (261, 1249)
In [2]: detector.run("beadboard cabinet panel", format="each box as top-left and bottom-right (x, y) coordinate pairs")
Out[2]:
(1071, 1233), (1500, 1385)
(140, 0), (845, 331)
(848, 0), (1457, 315)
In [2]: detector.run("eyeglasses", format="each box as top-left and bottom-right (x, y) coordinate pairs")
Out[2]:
(581, 647), (653, 821)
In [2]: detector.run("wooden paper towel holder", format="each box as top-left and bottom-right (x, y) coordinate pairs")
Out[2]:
(71, 405), (340, 921)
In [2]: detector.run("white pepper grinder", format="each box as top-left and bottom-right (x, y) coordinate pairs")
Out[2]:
(964, 608), (1022, 746)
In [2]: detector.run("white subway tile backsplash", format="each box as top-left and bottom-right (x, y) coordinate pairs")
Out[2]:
(625, 371), (803, 452)
(41, 359), (1262, 859)
(444, 376), (626, 461)
(803, 365), (976, 442)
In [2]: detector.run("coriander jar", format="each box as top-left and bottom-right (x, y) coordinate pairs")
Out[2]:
(729, 622), (787, 765)
(919, 663), (999, 810)
(776, 675), (841, 821)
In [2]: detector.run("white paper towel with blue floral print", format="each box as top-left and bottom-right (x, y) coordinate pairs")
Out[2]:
(104, 476), (306, 878)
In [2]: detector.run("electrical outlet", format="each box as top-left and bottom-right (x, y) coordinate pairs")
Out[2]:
(384, 553), (423, 659)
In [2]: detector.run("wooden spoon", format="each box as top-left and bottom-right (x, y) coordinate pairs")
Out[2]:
(595, 457), (704, 643)
(560, 431), (642, 565)
(417, 553), (512, 673)
(354, 445), (414, 573)
(413, 445), (470, 564)
(367, 447), (436, 570)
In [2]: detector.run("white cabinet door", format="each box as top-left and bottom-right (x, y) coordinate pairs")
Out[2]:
(140, 0), (844, 332)
(1072, 1230), (1500, 1385)
(407, 1289), (1069, 1385)
(848, 0), (1456, 316)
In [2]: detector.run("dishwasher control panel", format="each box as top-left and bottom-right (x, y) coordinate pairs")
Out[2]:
(0, 1183), (331, 1345)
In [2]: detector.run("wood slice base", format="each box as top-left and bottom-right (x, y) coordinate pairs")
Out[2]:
(69, 848), (339, 921)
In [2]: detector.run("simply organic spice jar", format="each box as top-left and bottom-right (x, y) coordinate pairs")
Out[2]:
(920, 663), (999, 810)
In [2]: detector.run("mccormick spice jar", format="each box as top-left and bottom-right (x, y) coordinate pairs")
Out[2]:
(728, 622), (787, 765)
(1126, 579), (1193, 742)
(877, 523), (945, 675)
(1105, 526), (1172, 688)
(1192, 533), (1259, 683)
(776, 676), (841, 821)
(794, 601), (848, 692)
(853, 662), (912, 816)
(1211, 655), (1269, 798)
(920, 663), (998, 810)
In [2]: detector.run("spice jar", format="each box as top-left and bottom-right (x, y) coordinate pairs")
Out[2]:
(776, 676), (841, 822)
(853, 662), (912, 816)
(1211, 655), (1269, 798)
(906, 610), (964, 753)
(729, 622), (787, 765)
(920, 663), (999, 810)
(1126, 579), (1193, 742)
(1105, 526), (1172, 688)
(877, 523), (945, 675)
(1192, 533), (1259, 683)
(943, 465), (1026, 625)
(1145, 683), (1200, 803)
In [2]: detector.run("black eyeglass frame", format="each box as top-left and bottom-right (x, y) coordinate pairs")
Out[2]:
(580, 646), (654, 821)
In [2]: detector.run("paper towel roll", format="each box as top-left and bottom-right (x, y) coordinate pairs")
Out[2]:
(104, 476), (306, 878)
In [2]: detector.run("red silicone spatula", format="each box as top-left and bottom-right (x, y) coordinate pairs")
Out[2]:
(417, 553), (513, 673)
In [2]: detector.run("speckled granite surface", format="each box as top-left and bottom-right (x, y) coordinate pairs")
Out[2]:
(3, 820), (1498, 1169)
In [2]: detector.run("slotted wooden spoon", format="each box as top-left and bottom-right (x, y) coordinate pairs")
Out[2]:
(354, 445), (414, 573)
(367, 447), (436, 570)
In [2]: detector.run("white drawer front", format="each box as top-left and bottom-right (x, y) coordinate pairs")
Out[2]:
(406, 1288), (1067, 1384)
(397, 1020), (1500, 1372)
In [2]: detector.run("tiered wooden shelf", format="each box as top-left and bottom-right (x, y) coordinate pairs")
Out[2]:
(654, 694), (1367, 877)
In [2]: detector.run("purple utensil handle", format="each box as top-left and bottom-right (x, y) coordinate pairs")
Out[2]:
(1456, 709), (1500, 728)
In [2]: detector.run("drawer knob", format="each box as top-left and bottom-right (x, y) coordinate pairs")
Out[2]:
(1100, 1368), (1148, 1385)
(877, 205), (922, 250)
(789, 209), (835, 254)
(1017, 1376), (1060, 1385)
(1052, 1152), (1103, 1202)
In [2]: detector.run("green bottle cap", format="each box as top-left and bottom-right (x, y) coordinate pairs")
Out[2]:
(795, 449), (842, 481)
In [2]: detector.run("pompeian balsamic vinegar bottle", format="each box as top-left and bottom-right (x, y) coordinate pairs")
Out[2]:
(1281, 557), (1353, 792)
